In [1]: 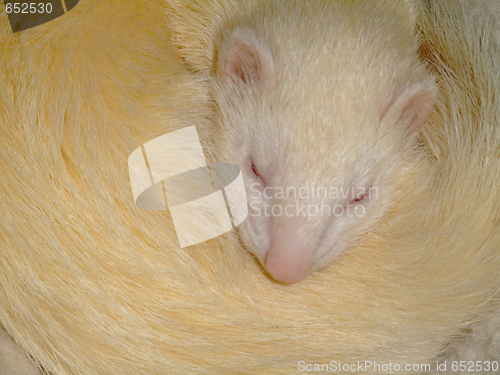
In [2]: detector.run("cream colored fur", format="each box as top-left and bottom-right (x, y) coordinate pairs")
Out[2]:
(0, 1), (499, 374)
(209, 0), (437, 284)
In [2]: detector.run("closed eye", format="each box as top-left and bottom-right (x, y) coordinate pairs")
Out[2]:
(348, 186), (372, 205)
(353, 192), (367, 202)
(251, 161), (262, 179)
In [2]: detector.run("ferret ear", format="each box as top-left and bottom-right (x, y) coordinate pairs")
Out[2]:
(382, 79), (438, 132)
(217, 28), (278, 89)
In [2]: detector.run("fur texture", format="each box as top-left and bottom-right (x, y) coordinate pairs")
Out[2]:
(0, 0), (499, 374)
(210, 0), (438, 283)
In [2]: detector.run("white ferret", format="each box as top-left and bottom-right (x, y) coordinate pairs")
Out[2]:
(0, 1), (499, 375)
(209, 0), (437, 284)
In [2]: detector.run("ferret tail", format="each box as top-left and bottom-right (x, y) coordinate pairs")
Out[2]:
(418, 0), (500, 166)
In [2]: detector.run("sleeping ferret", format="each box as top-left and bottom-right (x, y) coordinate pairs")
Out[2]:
(0, 0), (499, 374)
(207, 0), (437, 283)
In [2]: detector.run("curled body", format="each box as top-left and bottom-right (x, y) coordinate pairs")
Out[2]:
(0, 0), (498, 374)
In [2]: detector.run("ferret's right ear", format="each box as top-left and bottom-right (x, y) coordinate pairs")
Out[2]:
(216, 28), (278, 89)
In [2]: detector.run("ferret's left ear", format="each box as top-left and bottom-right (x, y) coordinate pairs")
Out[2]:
(382, 79), (438, 132)
(216, 28), (278, 89)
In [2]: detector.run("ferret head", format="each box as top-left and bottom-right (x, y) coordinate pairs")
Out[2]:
(211, 4), (436, 284)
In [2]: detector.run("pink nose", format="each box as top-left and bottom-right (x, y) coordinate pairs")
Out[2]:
(265, 245), (311, 284)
